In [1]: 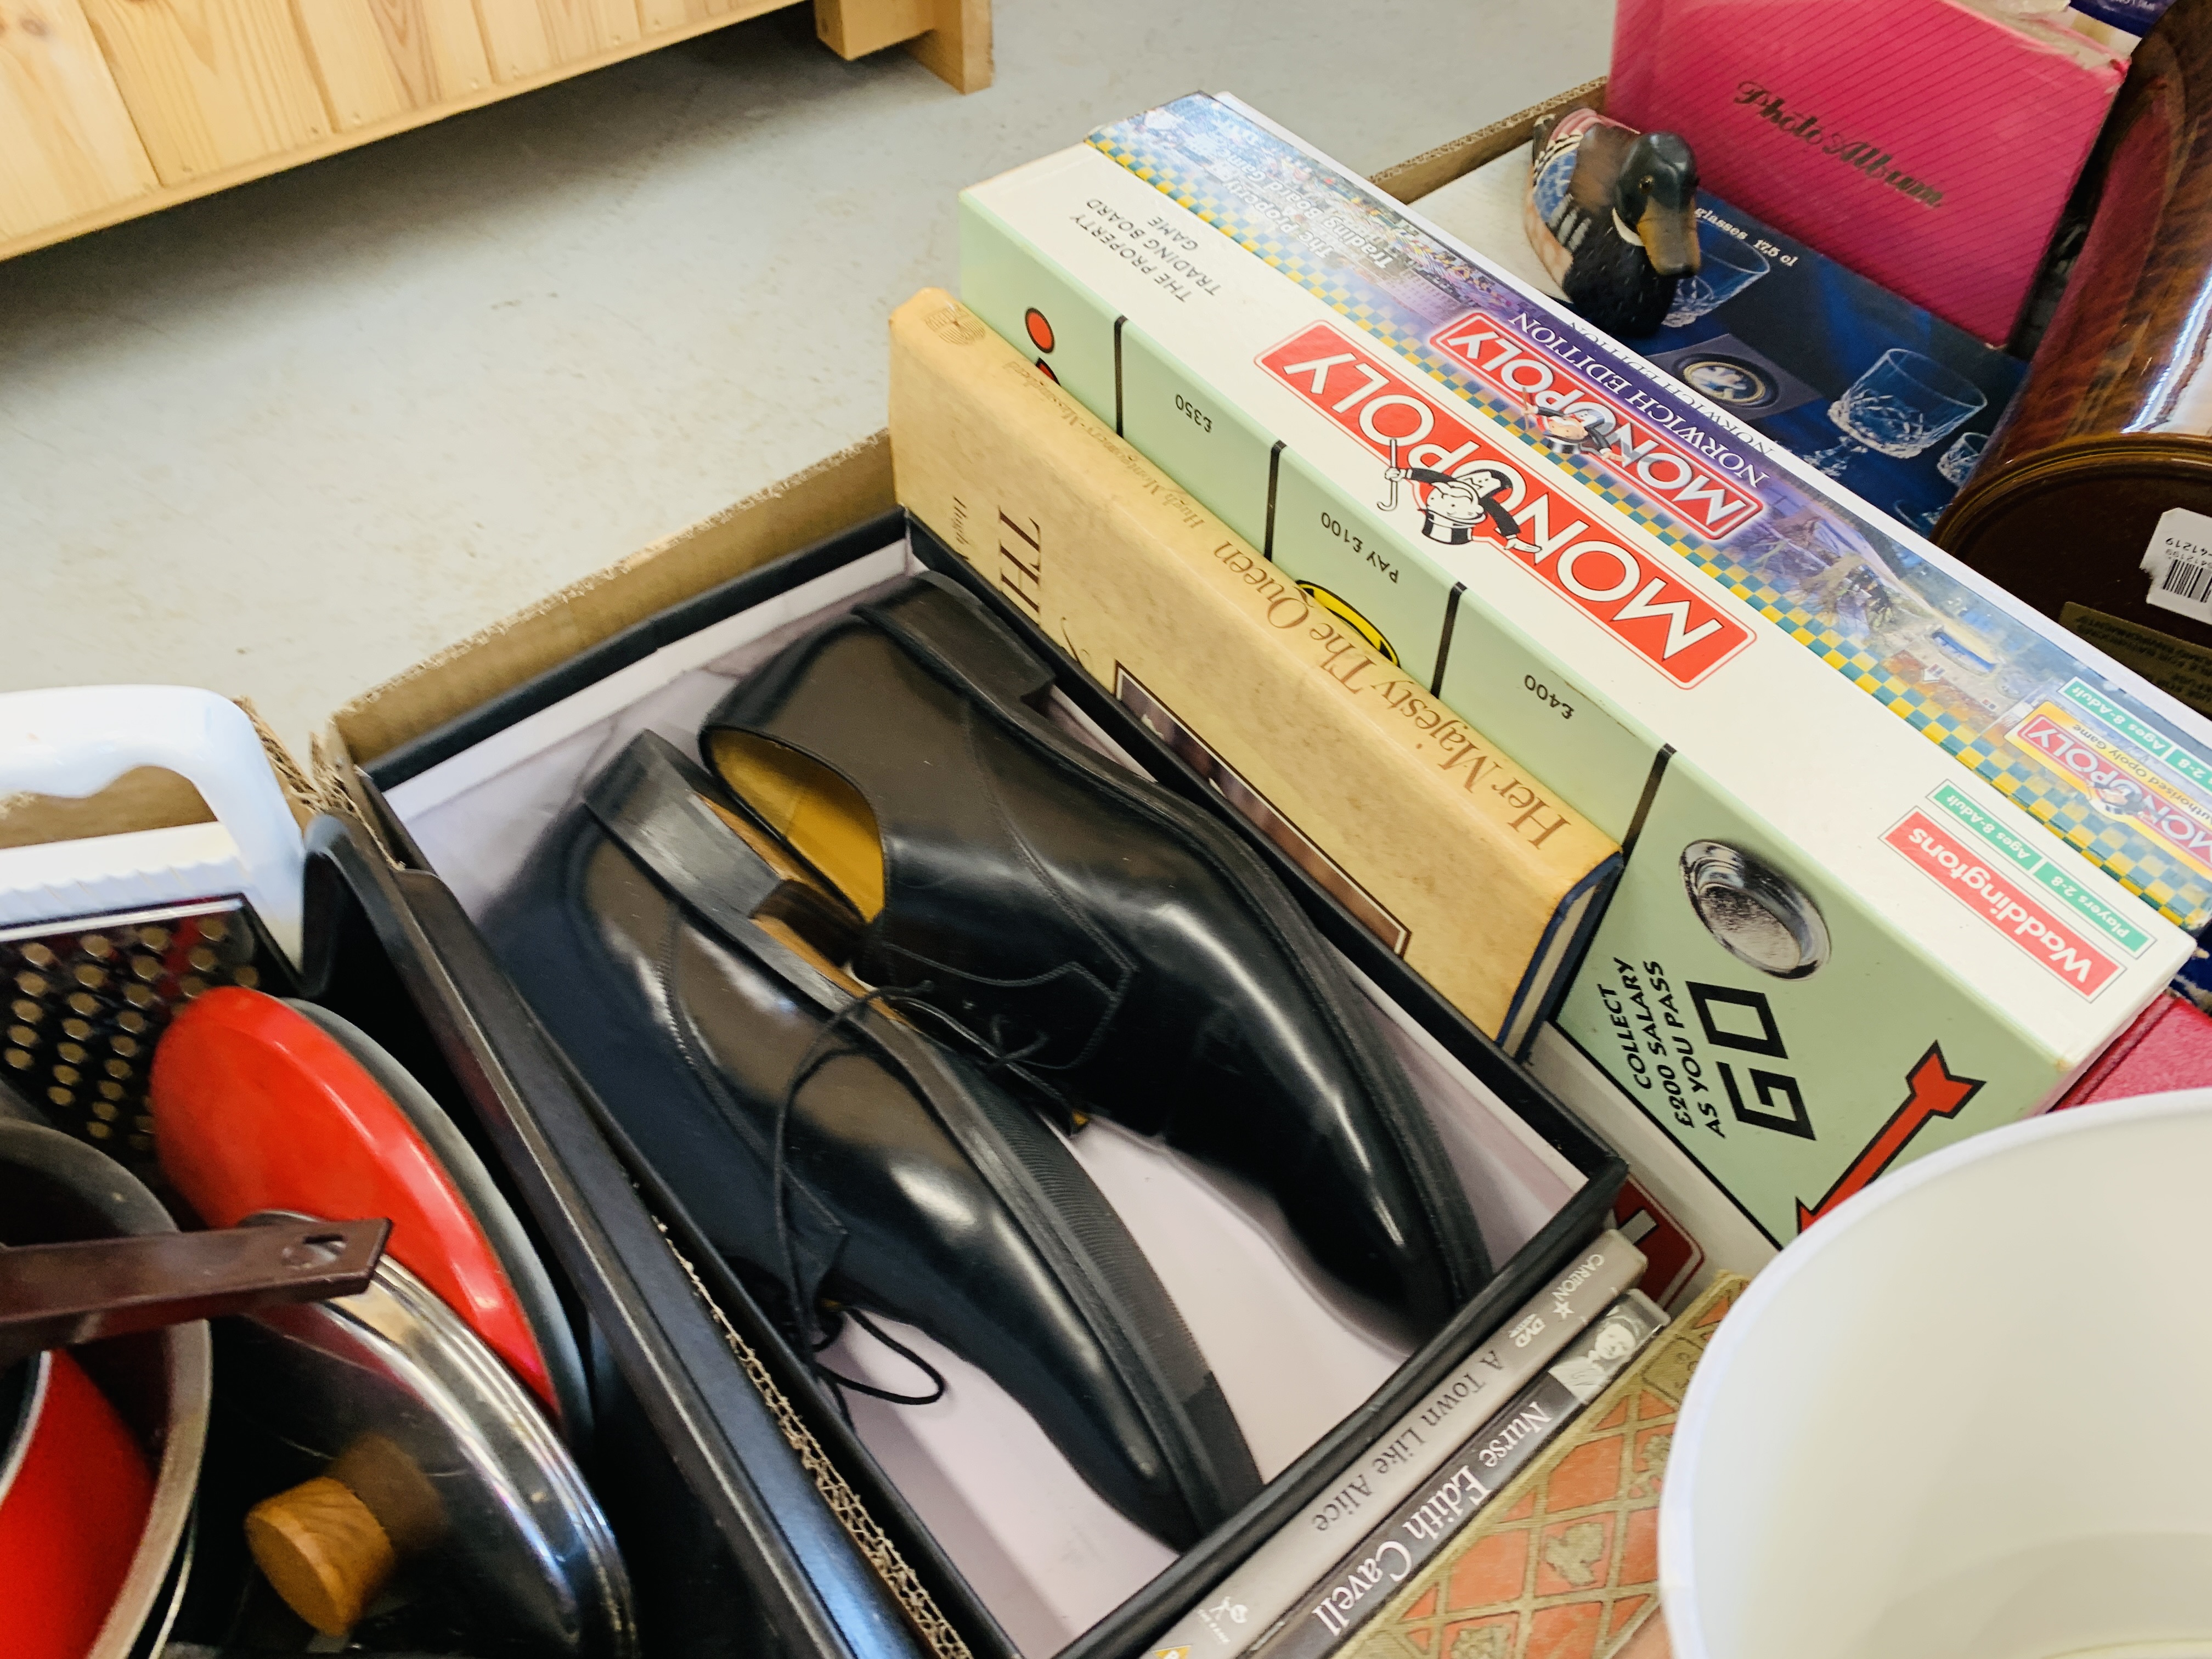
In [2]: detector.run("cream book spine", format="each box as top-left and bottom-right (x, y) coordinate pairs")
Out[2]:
(889, 289), (1621, 1048)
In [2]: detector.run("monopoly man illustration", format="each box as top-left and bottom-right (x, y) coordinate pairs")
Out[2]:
(1383, 459), (1543, 552)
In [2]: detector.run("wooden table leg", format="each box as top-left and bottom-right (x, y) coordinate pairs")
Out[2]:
(906, 0), (987, 93)
(812, 0), (988, 92)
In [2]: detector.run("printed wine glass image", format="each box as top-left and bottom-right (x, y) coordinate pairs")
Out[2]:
(1938, 428), (1989, 488)
(1809, 349), (1985, 481)
(1894, 432), (1993, 533)
(1660, 224), (1771, 328)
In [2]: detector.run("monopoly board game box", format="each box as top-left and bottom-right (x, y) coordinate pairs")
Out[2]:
(958, 93), (2210, 1248)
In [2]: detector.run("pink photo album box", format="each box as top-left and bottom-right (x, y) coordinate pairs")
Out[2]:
(1607, 0), (2125, 344)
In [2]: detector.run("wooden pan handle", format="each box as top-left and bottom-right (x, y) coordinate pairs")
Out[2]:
(245, 1476), (394, 1636)
(244, 1433), (444, 1635)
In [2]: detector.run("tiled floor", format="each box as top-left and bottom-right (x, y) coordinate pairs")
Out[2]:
(0, 0), (1612, 752)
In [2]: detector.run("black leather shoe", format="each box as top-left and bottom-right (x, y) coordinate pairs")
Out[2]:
(699, 574), (1491, 1334)
(483, 731), (1261, 1548)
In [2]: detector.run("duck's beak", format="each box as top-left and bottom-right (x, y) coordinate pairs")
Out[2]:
(1638, 201), (1701, 278)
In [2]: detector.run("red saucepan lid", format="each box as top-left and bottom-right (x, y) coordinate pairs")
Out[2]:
(150, 989), (556, 1413)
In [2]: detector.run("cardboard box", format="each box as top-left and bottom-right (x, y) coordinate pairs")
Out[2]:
(1606, 0), (2124, 345)
(889, 288), (1620, 1051)
(8, 109), (1695, 1659)
(318, 442), (1629, 1659)
(958, 94), (2203, 1248)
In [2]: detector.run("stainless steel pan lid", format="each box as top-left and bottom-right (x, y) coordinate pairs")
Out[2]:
(226, 1224), (636, 1659)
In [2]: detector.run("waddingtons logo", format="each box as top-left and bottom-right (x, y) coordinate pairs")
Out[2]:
(1884, 809), (2124, 997)
(1731, 81), (1946, 208)
(1259, 322), (1754, 688)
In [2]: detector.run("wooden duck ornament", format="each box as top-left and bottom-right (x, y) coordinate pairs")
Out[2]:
(1526, 107), (1701, 338)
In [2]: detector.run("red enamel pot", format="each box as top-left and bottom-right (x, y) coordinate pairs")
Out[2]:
(0, 1349), (156, 1659)
(0, 1119), (208, 1659)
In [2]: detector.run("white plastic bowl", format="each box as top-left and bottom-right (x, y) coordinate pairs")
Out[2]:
(1661, 1088), (2212, 1659)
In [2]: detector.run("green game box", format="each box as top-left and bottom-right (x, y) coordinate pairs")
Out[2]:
(957, 94), (2204, 1246)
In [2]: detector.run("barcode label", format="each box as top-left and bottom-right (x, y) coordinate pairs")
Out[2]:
(2163, 560), (2212, 603)
(2145, 508), (2212, 624)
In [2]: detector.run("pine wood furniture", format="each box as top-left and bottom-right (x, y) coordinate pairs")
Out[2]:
(0, 0), (987, 262)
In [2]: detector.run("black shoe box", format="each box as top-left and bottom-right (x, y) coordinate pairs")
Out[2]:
(279, 819), (868, 1658)
(320, 507), (1628, 1659)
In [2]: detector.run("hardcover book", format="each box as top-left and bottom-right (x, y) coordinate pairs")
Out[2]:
(889, 289), (1621, 1049)
(1339, 1273), (1750, 1659)
(957, 94), (2200, 1248)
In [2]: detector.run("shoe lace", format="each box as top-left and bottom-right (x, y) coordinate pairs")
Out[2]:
(876, 986), (1090, 1129)
(977, 1011), (1053, 1076)
(668, 926), (1075, 1417)
(769, 983), (952, 1408)
(766, 980), (1069, 1414)
(809, 1305), (948, 1409)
